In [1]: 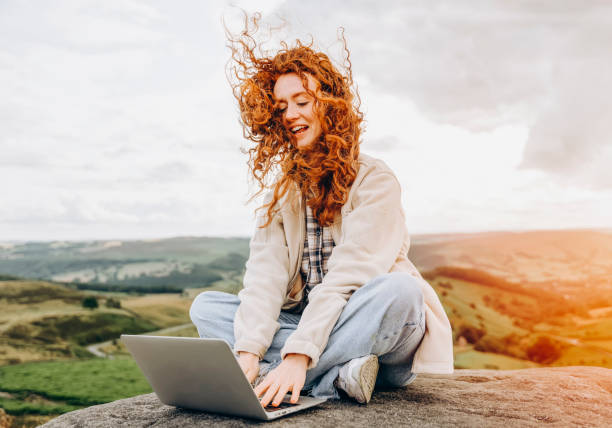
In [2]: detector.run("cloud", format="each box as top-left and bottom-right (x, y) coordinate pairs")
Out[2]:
(266, 0), (612, 188)
(519, 60), (612, 189)
(147, 161), (195, 183)
(365, 135), (401, 151)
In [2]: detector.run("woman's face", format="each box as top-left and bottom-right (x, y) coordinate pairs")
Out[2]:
(273, 73), (322, 149)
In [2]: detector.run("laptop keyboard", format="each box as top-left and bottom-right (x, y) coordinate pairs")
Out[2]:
(264, 401), (299, 412)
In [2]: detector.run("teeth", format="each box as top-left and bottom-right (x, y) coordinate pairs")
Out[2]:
(291, 125), (307, 133)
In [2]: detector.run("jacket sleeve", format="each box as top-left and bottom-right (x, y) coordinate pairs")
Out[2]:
(233, 194), (290, 359)
(280, 169), (406, 368)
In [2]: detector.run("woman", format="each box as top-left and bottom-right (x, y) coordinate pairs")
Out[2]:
(190, 18), (453, 408)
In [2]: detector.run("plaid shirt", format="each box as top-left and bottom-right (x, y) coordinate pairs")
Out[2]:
(297, 202), (336, 311)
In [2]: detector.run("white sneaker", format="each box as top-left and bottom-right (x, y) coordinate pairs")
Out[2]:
(335, 354), (379, 404)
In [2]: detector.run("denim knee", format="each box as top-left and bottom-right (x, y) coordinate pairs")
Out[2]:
(371, 273), (425, 366)
(190, 290), (222, 318)
(373, 272), (424, 323)
(189, 290), (230, 336)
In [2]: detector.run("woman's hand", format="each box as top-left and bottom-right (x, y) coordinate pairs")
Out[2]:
(254, 353), (310, 407)
(237, 351), (259, 384)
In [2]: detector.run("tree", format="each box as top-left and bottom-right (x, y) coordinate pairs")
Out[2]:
(105, 297), (121, 309)
(82, 296), (98, 310)
(456, 324), (486, 344)
(526, 336), (562, 364)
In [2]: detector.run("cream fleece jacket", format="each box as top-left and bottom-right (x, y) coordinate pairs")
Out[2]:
(233, 153), (454, 374)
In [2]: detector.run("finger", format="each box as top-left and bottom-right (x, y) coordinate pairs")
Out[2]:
(254, 381), (266, 397)
(254, 375), (271, 397)
(273, 383), (291, 407)
(290, 383), (301, 404)
(260, 382), (279, 408)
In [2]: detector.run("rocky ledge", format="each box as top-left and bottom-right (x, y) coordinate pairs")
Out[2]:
(41, 366), (612, 427)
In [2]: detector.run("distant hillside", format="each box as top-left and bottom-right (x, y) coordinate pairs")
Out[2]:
(410, 229), (612, 305)
(425, 267), (612, 370)
(2, 230), (611, 298)
(0, 237), (249, 291)
(0, 279), (193, 366)
(407, 229), (612, 370)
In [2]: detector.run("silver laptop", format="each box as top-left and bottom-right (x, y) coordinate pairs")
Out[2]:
(121, 335), (326, 420)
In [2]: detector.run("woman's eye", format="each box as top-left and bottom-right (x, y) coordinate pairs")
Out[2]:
(297, 102), (308, 107)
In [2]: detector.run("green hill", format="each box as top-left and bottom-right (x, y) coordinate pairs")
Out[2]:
(425, 267), (612, 370)
(0, 237), (249, 291)
(0, 280), (176, 366)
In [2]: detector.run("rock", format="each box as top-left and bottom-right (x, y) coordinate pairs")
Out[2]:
(41, 367), (612, 427)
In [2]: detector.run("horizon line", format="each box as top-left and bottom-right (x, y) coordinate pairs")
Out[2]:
(2, 226), (611, 244)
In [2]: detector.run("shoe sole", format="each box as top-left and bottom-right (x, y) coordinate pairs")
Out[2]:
(358, 355), (379, 404)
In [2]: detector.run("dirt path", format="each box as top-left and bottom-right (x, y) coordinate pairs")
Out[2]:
(86, 323), (194, 358)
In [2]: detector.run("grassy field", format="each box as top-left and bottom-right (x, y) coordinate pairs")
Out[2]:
(453, 347), (540, 370)
(0, 358), (151, 408)
(428, 273), (612, 369)
(0, 357), (152, 428)
(121, 294), (194, 328)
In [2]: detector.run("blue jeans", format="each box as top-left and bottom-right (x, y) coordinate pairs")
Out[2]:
(189, 272), (426, 399)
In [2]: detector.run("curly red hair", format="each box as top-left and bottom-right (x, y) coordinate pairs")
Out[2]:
(227, 14), (364, 227)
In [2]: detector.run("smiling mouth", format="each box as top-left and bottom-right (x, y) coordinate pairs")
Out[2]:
(290, 125), (309, 137)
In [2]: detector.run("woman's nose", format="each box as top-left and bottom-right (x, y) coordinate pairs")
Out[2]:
(285, 104), (300, 121)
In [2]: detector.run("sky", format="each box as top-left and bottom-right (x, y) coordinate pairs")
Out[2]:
(1, 0), (611, 241)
